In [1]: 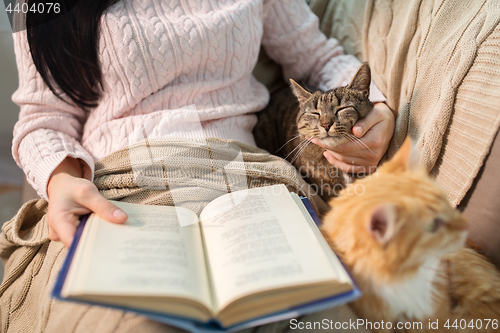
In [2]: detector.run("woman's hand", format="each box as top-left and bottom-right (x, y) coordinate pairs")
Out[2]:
(47, 157), (128, 247)
(310, 102), (395, 174)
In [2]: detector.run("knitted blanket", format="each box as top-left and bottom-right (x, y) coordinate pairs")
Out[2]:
(309, 0), (500, 207)
(0, 138), (366, 333)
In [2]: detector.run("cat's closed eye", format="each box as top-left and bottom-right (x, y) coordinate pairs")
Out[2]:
(426, 217), (446, 232)
(337, 108), (358, 126)
(338, 107), (357, 117)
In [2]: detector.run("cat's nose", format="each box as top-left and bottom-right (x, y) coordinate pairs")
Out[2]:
(322, 123), (332, 131)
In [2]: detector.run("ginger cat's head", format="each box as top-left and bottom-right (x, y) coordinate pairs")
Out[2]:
(290, 62), (373, 147)
(322, 138), (468, 284)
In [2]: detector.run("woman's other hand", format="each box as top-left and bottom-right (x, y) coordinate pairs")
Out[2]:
(310, 102), (395, 174)
(47, 157), (128, 247)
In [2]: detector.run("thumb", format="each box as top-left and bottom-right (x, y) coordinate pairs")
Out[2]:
(352, 118), (369, 138)
(352, 108), (382, 138)
(83, 192), (128, 223)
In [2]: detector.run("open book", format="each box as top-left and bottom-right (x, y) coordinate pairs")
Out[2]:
(53, 184), (359, 332)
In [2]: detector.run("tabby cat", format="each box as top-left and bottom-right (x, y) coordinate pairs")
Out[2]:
(253, 63), (373, 201)
(322, 138), (500, 333)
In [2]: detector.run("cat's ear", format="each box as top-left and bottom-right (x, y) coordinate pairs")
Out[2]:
(380, 137), (419, 173)
(290, 79), (312, 104)
(348, 62), (371, 94)
(367, 204), (397, 244)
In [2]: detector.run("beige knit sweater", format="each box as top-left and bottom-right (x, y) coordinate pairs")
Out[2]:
(309, 0), (500, 206)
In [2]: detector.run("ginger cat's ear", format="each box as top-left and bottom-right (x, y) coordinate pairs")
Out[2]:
(290, 79), (312, 105)
(367, 204), (397, 244)
(348, 62), (371, 95)
(380, 137), (419, 173)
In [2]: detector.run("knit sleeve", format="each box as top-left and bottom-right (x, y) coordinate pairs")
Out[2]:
(11, 31), (94, 201)
(261, 0), (385, 102)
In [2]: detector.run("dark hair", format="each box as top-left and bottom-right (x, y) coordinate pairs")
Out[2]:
(26, 0), (120, 110)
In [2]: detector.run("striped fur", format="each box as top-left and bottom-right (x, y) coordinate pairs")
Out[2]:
(254, 63), (373, 201)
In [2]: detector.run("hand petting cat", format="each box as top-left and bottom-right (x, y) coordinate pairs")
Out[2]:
(309, 102), (394, 174)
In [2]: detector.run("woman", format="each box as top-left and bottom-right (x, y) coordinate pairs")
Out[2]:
(3, 1), (393, 331)
(12, 0), (393, 247)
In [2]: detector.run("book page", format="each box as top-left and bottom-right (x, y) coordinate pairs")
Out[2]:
(199, 185), (348, 310)
(290, 193), (352, 284)
(63, 201), (212, 309)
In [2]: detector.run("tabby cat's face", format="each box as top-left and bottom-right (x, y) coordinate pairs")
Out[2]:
(290, 63), (374, 147)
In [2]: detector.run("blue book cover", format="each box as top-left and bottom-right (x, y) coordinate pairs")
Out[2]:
(52, 196), (361, 333)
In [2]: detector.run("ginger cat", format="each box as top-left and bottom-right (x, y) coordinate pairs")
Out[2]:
(322, 138), (500, 332)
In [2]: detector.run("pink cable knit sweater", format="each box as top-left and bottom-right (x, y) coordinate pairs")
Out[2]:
(12, 0), (385, 200)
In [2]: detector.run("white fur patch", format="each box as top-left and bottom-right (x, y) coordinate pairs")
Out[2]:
(343, 173), (354, 184)
(375, 259), (441, 319)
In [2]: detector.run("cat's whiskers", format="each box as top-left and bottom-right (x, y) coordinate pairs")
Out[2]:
(293, 137), (315, 157)
(284, 138), (312, 160)
(340, 133), (365, 151)
(291, 139), (313, 164)
(276, 134), (302, 153)
(339, 133), (372, 156)
(343, 132), (377, 156)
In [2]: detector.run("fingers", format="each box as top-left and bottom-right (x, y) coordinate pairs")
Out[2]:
(48, 224), (59, 242)
(309, 137), (361, 154)
(352, 103), (386, 138)
(47, 209), (81, 247)
(50, 214), (79, 247)
(324, 150), (379, 167)
(307, 102), (395, 174)
(47, 175), (128, 248)
(77, 185), (128, 224)
(323, 151), (377, 174)
(310, 134), (381, 156)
